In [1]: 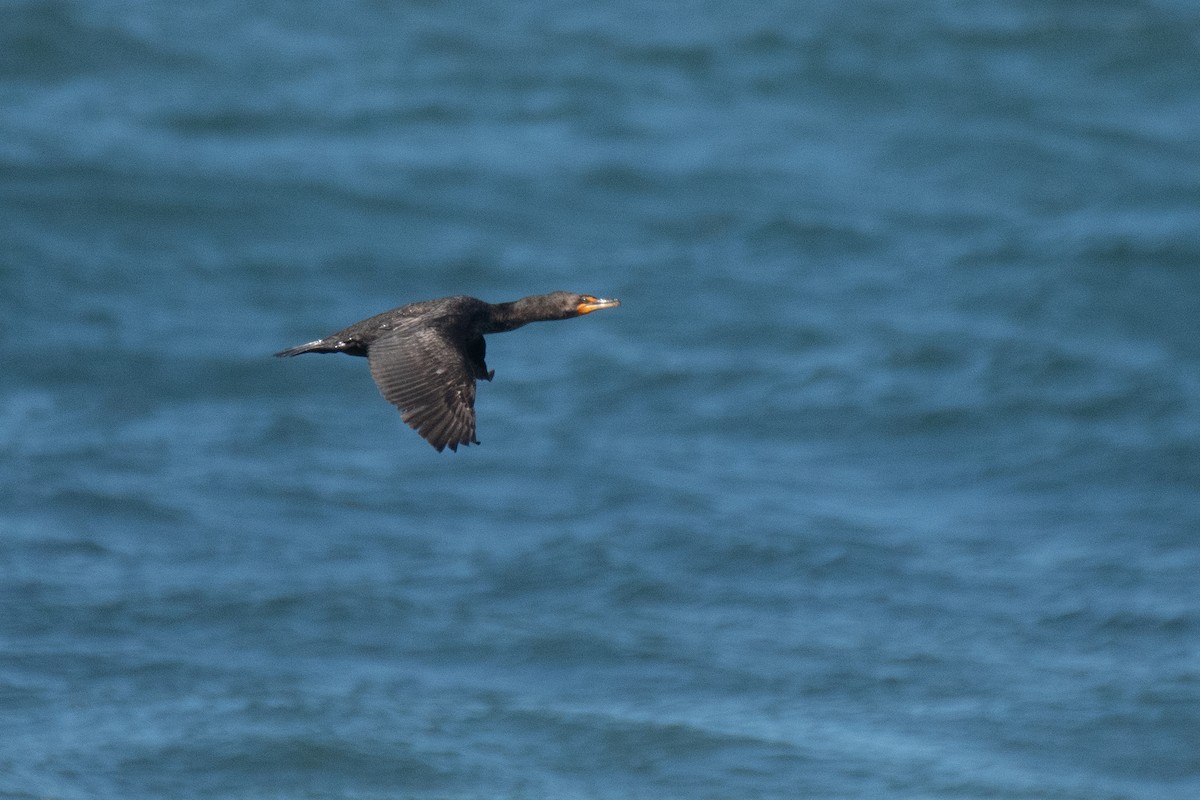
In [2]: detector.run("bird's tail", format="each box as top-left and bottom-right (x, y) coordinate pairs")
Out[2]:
(274, 340), (329, 358)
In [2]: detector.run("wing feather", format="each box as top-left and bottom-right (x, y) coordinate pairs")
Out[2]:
(366, 321), (479, 452)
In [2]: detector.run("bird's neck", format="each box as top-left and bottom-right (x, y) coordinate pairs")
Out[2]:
(484, 297), (552, 334)
(483, 300), (531, 334)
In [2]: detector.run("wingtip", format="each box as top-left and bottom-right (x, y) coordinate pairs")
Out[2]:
(435, 437), (480, 453)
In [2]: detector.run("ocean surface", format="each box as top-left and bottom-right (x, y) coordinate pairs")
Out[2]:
(3, 1), (1199, 798)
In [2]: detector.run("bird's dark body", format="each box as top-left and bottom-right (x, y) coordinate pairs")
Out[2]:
(275, 292), (620, 452)
(286, 296), (491, 369)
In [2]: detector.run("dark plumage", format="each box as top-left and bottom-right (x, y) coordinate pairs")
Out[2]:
(275, 291), (621, 452)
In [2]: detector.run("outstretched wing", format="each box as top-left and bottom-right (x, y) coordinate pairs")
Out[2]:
(366, 320), (480, 452)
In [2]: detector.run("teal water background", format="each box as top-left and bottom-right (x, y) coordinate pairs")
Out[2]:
(3, 1), (1199, 798)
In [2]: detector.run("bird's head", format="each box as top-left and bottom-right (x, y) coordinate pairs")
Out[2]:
(573, 293), (622, 316)
(524, 291), (621, 320)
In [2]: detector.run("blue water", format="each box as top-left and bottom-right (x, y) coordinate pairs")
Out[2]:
(3, 1), (1199, 797)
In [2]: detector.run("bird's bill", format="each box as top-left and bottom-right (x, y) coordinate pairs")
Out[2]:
(577, 296), (621, 315)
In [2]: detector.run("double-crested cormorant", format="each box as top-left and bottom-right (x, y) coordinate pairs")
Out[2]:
(275, 291), (621, 452)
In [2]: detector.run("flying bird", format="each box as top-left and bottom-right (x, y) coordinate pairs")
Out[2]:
(275, 291), (621, 451)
